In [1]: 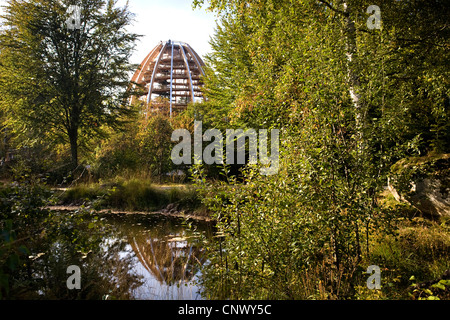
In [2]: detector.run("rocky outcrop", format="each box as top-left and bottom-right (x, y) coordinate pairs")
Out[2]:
(388, 154), (449, 218)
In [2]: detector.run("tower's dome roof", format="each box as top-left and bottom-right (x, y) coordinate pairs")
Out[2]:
(131, 40), (205, 116)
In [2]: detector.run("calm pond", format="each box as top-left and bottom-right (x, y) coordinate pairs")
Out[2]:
(22, 211), (214, 300)
(101, 213), (214, 300)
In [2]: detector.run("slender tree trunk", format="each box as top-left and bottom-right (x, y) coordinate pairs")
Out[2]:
(159, 155), (162, 184)
(343, 2), (365, 264)
(343, 2), (365, 140)
(332, 227), (340, 269)
(354, 220), (362, 262)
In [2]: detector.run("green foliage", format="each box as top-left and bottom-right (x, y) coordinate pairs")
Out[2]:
(0, 0), (139, 167)
(91, 113), (176, 181)
(138, 115), (174, 181)
(0, 219), (28, 299)
(92, 123), (142, 179)
(0, 180), (51, 298)
(0, 0), (448, 300)
(0, 179), (144, 299)
(192, 0), (449, 300)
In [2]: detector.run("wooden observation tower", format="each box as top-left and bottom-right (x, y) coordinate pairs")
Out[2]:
(130, 40), (206, 117)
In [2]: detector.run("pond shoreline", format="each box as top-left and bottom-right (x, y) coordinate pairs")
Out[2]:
(46, 205), (213, 222)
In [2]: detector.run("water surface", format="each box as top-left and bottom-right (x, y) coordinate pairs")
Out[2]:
(102, 213), (213, 300)
(22, 211), (213, 300)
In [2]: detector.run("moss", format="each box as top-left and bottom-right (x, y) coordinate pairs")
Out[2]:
(391, 152), (449, 173)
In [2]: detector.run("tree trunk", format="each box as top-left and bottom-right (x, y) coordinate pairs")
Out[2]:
(68, 126), (78, 169)
(343, 2), (365, 263)
(343, 2), (365, 148)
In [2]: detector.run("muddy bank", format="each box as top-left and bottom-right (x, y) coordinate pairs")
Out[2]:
(47, 204), (213, 222)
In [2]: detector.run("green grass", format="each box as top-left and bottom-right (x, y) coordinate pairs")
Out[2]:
(56, 178), (207, 216)
(358, 188), (450, 299)
(365, 214), (450, 299)
(58, 184), (108, 204)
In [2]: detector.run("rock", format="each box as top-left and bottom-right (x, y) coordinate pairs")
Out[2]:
(388, 154), (449, 218)
(407, 178), (449, 217)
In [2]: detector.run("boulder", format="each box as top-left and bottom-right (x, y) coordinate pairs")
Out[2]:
(388, 153), (449, 218)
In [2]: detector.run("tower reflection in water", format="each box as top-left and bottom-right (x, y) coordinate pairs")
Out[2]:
(105, 213), (211, 300)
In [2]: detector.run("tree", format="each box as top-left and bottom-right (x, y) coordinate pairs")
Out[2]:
(0, 0), (139, 168)
(193, 0), (449, 298)
(138, 114), (174, 183)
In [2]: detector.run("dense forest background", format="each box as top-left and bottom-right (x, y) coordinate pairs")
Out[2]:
(0, 0), (449, 300)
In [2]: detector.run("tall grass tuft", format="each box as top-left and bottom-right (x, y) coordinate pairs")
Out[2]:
(58, 178), (205, 214)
